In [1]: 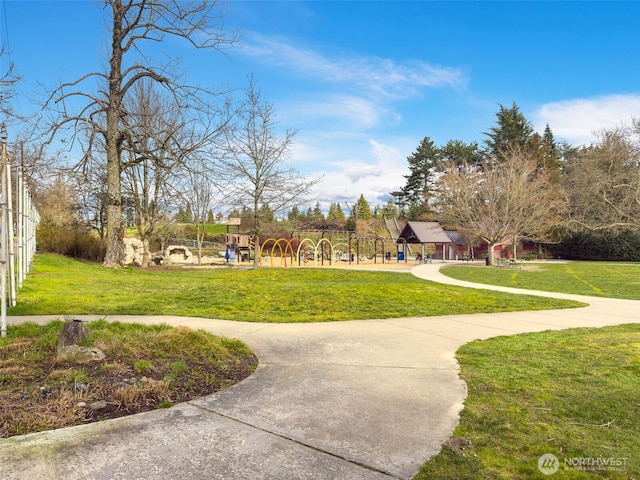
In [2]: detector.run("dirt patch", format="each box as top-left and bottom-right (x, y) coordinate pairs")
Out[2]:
(0, 333), (257, 438)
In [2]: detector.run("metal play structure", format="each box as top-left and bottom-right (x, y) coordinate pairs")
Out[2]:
(257, 230), (393, 267)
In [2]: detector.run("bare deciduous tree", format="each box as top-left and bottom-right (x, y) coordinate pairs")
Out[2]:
(123, 78), (231, 266)
(564, 120), (640, 232)
(216, 78), (320, 267)
(174, 155), (220, 265)
(43, 0), (236, 267)
(0, 44), (21, 123)
(122, 80), (183, 267)
(434, 146), (566, 265)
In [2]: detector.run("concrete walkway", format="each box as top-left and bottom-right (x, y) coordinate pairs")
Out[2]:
(1, 263), (638, 480)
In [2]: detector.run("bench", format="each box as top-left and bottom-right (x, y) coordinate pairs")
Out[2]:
(496, 258), (522, 268)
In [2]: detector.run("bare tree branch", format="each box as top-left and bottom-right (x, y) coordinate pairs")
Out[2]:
(40, 0), (237, 267)
(564, 121), (640, 232)
(434, 146), (566, 264)
(214, 77), (321, 267)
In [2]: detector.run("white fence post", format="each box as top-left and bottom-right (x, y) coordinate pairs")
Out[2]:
(0, 128), (39, 337)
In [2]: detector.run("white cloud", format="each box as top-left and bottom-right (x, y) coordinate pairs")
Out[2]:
(280, 94), (385, 130)
(308, 139), (409, 208)
(236, 32), (458, 207)
(533, 94), (640, 146)
(344, 164), (382, 182)
(240, 33), (465, 99)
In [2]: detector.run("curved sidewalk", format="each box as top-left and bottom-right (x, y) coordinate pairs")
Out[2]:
(1, 263), (638, 480)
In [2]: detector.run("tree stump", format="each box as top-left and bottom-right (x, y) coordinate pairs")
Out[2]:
(57, 319), (90, 351)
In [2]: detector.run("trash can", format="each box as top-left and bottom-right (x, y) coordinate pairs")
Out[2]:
(485, 256), (490, 266)
(398, 252), (404, 261)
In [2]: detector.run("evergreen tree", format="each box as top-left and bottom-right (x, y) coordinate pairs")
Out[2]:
(175, 206), (187, 223)
(184, 202), (193, 223)
(356, 194), (372, 219)
(346, 215), (356, 232)
(227, 208), (241, 220)
(312, 202), (325, 220)
(541, 124), (562, 180)
(239, 206), (254, 227)
(543, 124), (557, 153)
(390, 136), (440, 218)
(260, 204), (275, 222)
(440, 139), (484, 166)
(483, 102), (534, 160)
(381, 198), (399, 218)
(525, 127), (562, 182)
(327, 202), (346, 220)
(206, 209), (215, 224)
(288, 205), (301, 221)
(175, 203), (194, 223)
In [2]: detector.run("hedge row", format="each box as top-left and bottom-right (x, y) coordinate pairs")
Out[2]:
(550, 229), (640, 261)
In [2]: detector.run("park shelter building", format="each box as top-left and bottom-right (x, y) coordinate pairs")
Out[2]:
(396, 221), (458, 261)
(394, 221), (538, 261)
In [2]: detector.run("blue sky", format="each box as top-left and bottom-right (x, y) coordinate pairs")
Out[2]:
(2, 1), (639, 210)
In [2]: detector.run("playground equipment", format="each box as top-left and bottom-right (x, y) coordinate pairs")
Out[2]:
(257, 230), (392, 267)
(225, 218), (254, 262)
(220, 219), (394, 268)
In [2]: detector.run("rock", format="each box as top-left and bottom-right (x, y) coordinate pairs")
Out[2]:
(39, 386), (60, 399)
(444, 437), (473, 455)
(77, 402), (87, 408)
(89, 400), (107, 410)
(164, 245), (193, 263)
(56, 320), (106, 364)
(57, 345), (106, 363)
(74, 383), (88, 393)
(57, 320), (90, 350)
(124, 238), (145, 265)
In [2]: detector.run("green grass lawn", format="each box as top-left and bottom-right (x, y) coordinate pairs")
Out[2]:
(441, 261), (640, 299)
(10, 254), (639, 479)
(8, 254), (583, 321)
(416, 323), (640, 479)
(418, 261), (640, 479)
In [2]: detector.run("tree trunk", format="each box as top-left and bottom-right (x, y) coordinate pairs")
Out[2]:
(253, 233), (260, 268)
(487, 243), (496, 266)
(141, 237), (150, 268)
(103, 2), (125, 268)
(57, 320), (90, 350)
(103, 157), (124, 267)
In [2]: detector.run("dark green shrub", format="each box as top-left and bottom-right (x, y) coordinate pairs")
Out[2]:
(551, 229), (640, 261)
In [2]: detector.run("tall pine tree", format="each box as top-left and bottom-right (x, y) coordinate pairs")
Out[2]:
(439, 139), (484, 166)
(327, 202), (346, 220)
(391, 136), (440, 218)
(356, 194), (372, 219)
(312, 202), (325, 220)
(483, 102), (534, 160)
